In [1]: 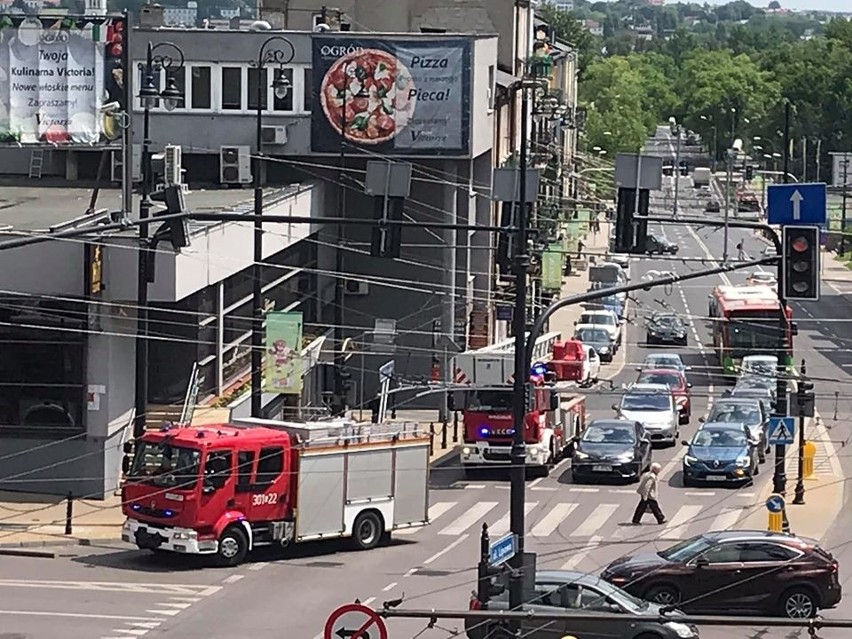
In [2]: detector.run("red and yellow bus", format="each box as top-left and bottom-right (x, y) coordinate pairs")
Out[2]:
(708, 285), (793, 375)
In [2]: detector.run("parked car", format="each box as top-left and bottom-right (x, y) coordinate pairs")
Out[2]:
(682, 422), (758, 486)
(601, 530), (842, 619)
(646, 312), (689, 346)
(747, 271), (777, 288)
(636, 369), (692, 424)
(706, 200), (721, 213)
(468, 570), (699, 639)
(646, 233), (679, 255)
(575, 325), (615, 363)
(640, 353), (691, 377)
(577, 310), (623, 349)
(571, 419), (652, 483)
(705, 397), (770, 463)
(615, 383), (679, 446)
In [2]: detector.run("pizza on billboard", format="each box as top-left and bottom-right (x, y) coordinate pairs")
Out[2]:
(319, 48), (417, 145)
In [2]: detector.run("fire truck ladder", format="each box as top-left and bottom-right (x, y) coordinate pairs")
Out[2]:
(177, 362), (201, 427)
(28, 149), (45, 179)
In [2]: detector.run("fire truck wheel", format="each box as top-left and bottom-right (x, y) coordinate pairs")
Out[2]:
(352, 511), (384, 550)
(216, 526), (248, 567)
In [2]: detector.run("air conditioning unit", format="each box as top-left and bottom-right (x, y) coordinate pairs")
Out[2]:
(164, 144), (183, 185)
(289, 275), (311, 294)
(344, 280), (369, 296)
(111, 145), (142, 183)
(220, 146), (252, 185)
(261, 126), (288, 145)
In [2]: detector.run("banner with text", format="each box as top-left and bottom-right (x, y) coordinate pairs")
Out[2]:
(311, 36), (471, 156)
(0, 15), (126, 145)
(264, 311), (304, 395)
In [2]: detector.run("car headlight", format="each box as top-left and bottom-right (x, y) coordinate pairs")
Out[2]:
(664, 622), (696, 638)
(736, 456), (750, 467)
(574, 451), (590, 460)
(599, 347), (610, 354)
(683, 455), (697, 466)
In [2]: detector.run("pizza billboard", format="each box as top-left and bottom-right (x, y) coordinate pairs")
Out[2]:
(311, 36), (472, 156)
(0, 15), (127, 146)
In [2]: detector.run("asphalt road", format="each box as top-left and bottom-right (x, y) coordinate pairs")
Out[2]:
(4, 127), (851, 639)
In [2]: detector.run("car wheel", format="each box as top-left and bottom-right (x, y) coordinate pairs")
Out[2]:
(216, 525), (248, 567)
(779, 587), (819, 619)
(352, 510), (384, 550)
(644, 584), (681, 607)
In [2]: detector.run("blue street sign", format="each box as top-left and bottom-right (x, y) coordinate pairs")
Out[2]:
(767, 183), (827, 226)
(489, 533), (517, 566)
(766, 494), (786, 513)
(768, 416), (795, 445)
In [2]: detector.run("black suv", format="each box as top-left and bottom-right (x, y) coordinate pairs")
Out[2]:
(646, 234), (679, 255)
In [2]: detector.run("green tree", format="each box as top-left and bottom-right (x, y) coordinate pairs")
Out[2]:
(538, 5), (600, 78)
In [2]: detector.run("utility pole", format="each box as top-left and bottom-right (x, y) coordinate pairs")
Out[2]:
(841, 158), (849, 257)
(815, 139), (822, 182)
(673, 124), (681, 217)
(509, 78), (531, 629)
(723, 149), (732, 261)
(802, 137), (808, 182)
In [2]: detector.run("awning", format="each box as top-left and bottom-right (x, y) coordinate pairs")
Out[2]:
(496, 69), (520, 88)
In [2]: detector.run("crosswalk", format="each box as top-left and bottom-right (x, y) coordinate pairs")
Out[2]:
(397, 495), (763, 543)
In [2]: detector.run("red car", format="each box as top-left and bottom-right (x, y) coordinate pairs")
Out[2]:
(637, 369), (692, 424)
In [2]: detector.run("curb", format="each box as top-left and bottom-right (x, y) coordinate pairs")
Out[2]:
(0, 547), (57, 559)
(0, 536), (121, 551)
(429, 447), (459, 468)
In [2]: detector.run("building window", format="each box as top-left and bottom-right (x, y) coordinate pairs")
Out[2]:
(0, 299), (86, 437)
(487, 65), (495, 110)
(272, 68), (294, 112)
(170, 67), (186, 110)
(191, 66), (212, 109)
(247, 67), (268, 111)
(302, 67), (313, 111)
(221, 67), (243, 110)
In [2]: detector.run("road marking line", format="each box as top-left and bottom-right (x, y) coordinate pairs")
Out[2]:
(382, 582), (398, 592)
(528, 477), (545, 488)
(687, 225), (731, 285)
(660, 446), (687, 479)
(424, 533), (469, 565)
(248, 563), (267, 571)
(567, 486), (600, 493)
(684, 492), (716, 497)
(711, 507), (745, 531)
(464, 484), (486, 490)
(662, 505), (703, 538)
(222, 575), (243, 584)
(496, 485), (511, 490)
(490, 502), (538, 537)
(404, 568), (418, 577)
(560, 535), (603, 570)
(531, 487), (557, 492)
(553, 458), (570, 474)
(107, 630), (148, 637)
(0, 611), (165, 622)
(530, 503), (578, 538)
(438, 502), (498, 536)
(125, 622), (162, 629)
(167, 597), (201, 603)
(0, 580), (218, 596)
(569, 504), (619, 538)
(145, 610), (181, 617)
(396, 501), (456, 536)
(156, 602), (192, 610)
(610, 489), (635, 494)
(737, 492), (756, 498)
(363, 597), (376, 606)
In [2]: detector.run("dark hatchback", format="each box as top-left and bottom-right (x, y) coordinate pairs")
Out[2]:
(646, 313), (689, 346)
(570, 419), (652, 483)
(646, 233), (679, 255)
(601, 531), (842, 619)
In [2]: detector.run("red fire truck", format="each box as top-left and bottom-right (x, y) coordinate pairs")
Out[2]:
(120, 418), (430, 566)
(452, 334), (587, 476)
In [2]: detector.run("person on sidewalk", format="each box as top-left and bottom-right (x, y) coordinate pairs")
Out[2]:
(577, 238), (585, 259)
(736, 240), (746, 261)
(632, 463), (666, 525)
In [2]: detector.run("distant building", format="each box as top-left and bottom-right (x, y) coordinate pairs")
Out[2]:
(632, 25), (655, 41)
(645, 0), (664, 5)
(583, 19), (603, 36)
(163, 1), (198, 27)
(551, 0), (574, 11)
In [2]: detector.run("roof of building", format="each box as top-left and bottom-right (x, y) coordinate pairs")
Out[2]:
(0, 184), (301, 232)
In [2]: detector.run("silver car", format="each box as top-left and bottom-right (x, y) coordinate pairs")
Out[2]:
(615, 383), (680, 446)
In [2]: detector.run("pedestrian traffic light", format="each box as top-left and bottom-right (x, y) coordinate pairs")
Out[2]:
(745, 165), (754, 181)
(678, 161), (689, 176)
(474, 560), (507, 608)
(150, 184), (190, 250)
(370, 197), (403, 258)
(782, 226), (820, 301)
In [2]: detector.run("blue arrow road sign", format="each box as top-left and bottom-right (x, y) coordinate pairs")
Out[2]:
(768, 416), (795, 445)
(767, 183), (827, 226)
(489, 533), (517, 566)
(766, 494), (786, 513)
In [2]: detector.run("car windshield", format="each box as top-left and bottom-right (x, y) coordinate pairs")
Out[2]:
(638, 372), (682, 388)
(621, 393), (670, 411)
(744, 357), (777, 375)
(128, 441), (201, 488)
(468, 390), (513, 412)
(651, 315), (679, 327)
(577, 329), (610, 342)
(709, 404), (761, 426)
(580, 314), (615, 326)
(693, 428), (747, 447)
(659, 535), (716, 563)
(645, 356), (682, 369)
(737, 377), (773, 390)
(583, 425), (636, 444)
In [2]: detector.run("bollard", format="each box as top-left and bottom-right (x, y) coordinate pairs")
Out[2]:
(803, 441), (816, 479)
(768, 511), (783, 532)
(441, 418), (448, 449)
(429, 422), (435, 456)
(452, 411), (459, 443)
(64, 491), (73, 535)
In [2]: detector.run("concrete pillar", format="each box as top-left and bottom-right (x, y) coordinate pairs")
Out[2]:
(443, 162), (458, 346)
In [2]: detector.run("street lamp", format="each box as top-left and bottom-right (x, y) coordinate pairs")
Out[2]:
(134, 41), (185, 438)
(250, 36), (295, 418)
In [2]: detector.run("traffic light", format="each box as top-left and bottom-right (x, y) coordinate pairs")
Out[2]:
(782, 226), (820, 301)
(370, 197), (403, 258)
(474, 559), (507, 609)
(745, 165), (754, 181)
(150, 185), (190, 250)
(614, 188), (649, 254)
(679, 161), (689, 176)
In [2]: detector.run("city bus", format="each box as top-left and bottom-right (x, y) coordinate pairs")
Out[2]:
(708, 285), (793, 376)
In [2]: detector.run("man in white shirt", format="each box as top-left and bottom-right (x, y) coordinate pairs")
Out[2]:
(632, 462), (666, 525)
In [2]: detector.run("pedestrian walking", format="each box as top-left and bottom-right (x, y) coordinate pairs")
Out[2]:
(632, 463), (666, 525)
(577, 238), (585, 259)
(736, 241), (746, 261)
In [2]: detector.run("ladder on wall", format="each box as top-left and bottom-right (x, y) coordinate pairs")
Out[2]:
(28, 149), (44, 179)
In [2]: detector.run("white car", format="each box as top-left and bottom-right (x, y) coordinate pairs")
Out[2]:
(581, 344), (602, 386)
(761, 245), (778, 259)
(576, 310), (622, 348)
(615, 383), (679, 446)
(740, 354), (778, 384)
(747, 271), (777, 287)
